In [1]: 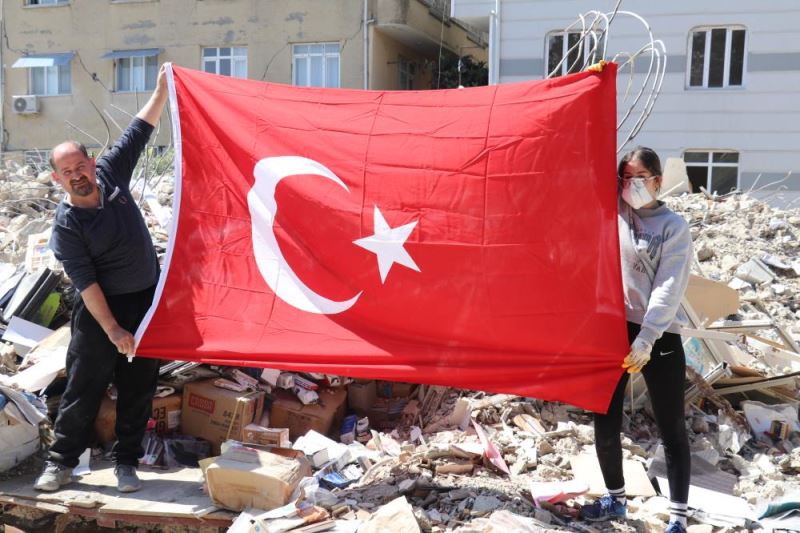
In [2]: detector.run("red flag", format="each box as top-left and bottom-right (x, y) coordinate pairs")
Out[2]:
(135, 63), (627, 413)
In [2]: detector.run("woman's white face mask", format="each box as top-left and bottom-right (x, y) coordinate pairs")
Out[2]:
(621, 178), (655, 209)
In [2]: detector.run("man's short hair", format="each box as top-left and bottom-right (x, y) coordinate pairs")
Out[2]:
(50, 141), (89, 171)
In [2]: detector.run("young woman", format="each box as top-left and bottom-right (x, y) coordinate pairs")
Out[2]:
(579, 147), (693, 533)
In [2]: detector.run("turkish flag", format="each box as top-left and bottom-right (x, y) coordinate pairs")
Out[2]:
(135, 63), (627, 413)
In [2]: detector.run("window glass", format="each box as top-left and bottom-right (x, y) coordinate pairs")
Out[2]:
(710, 166), (738, 194)
(547, 34), (563, 76)
(729, 29), (745, 86)
(689, 31), (706, 87)
(132, 56), (145, 91)
(686, 166), (708, 193)
(58, 63), (71, 94)
(567, 32), (582, 73)
(233, 58), (247, 78)
(219, 58), (231, 76)
(31, 68), (45, 95)
(326, 56), (339, 88)
(45, 65), (58, 95)
(310, 55), (324, 87)
(683, 151), (708, 163)
(295, 56), (308, 86)
(708, 28), (726, 88)
(145, 55), (158, 87)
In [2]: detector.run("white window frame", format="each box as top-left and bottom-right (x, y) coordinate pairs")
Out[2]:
(115, 54), (159, 93)
(683, 150), (740, 195)
(202, 47), (248, 78)
(25, 0), (68, 5)
(28, 64), (71, 96)
(544, 30), (604, 78)
(686, 25), (747, 90)
(292, 43), (340, 88)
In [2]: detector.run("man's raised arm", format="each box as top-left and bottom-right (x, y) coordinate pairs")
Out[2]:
(136, 64), (169, 127)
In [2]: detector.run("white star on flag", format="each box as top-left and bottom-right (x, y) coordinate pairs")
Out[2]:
(354, 205), (420, 283)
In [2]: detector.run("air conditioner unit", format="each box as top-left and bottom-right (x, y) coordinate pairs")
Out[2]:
(12, 95), (39, 114)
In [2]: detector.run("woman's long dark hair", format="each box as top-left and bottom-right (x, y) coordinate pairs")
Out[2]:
(617, 146), (662, 178)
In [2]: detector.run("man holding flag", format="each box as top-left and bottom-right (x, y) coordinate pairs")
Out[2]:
(35, 66), (168, 493)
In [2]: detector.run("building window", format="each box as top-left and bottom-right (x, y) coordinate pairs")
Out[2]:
(202, 47), (248, 78)
(293, 43), (340, 88)
(24, 150), (51, 168)
(684, 150), (739, 195)
(25, 0), (68, 5)
(30, 64), (71, 96)
(398, 57), (415, 90)
(116, 55), (158, 92)
(688, 26), (746, 88)
(544, 31), (588, 78)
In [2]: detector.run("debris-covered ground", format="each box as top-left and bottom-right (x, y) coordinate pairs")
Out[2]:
(0, 154), (799, 532)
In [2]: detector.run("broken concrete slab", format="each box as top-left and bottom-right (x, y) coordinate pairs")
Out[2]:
(356, 496), (420, 533)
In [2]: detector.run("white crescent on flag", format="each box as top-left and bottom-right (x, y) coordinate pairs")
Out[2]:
(248, 156), (363, 314)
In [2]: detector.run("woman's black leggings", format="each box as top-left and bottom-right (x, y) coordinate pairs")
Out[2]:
(593, 321), (690, 503)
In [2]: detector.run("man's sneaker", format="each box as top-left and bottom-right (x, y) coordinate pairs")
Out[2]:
(665, 521), (687, 533)
(114, 464), (142, 493)
(34, 461), (74, 492)
(579, 494), (627, 521)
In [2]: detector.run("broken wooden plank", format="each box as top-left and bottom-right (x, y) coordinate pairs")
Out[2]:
(714, 372), (800, 396)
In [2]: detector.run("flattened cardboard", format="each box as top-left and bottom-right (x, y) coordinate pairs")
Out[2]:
(570, 454), (656, 497)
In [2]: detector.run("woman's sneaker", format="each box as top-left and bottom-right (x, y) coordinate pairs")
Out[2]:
(34, 461), (74, 492)
(579, 494), (627, 521)
(665, 521), (687, 533)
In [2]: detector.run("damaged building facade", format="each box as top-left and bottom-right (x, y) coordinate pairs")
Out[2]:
(451, 0), (800, 207)
(0, 0), (485, 157)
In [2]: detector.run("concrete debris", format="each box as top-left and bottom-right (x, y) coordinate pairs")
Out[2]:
(357, 496), (420, 533)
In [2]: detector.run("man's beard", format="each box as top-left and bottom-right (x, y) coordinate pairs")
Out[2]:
(70, 176), (95, 197)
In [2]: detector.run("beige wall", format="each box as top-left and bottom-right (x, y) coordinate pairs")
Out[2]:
(2, 0), (485, 153)
(371, 28), (434, 91)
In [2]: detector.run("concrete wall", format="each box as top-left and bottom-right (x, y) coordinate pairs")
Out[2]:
(452, 0), (800, 194)
(3, 0), (483, 153)
(371, 28), (435, 90)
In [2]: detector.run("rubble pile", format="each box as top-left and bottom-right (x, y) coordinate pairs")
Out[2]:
(667, 194), (800, 341)
(0, 175), (799, 532)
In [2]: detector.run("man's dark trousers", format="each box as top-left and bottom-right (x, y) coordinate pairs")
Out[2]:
(48, 285), (159, 468)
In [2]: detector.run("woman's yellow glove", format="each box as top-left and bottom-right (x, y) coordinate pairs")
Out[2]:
(622, 337), (653, 373)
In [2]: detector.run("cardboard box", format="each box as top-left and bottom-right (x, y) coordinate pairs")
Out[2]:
(203, 446), (311, 512)
(269, 387), (347, 441)
(181, 379), (264, 454)
(242, 424), (290, 448)
(94, 393), (183, 446)
(348, 380), (377, 413)
(376, 380), (417, 398)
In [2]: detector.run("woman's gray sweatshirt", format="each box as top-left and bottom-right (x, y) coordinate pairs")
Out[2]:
(618, 199), (692, 345)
